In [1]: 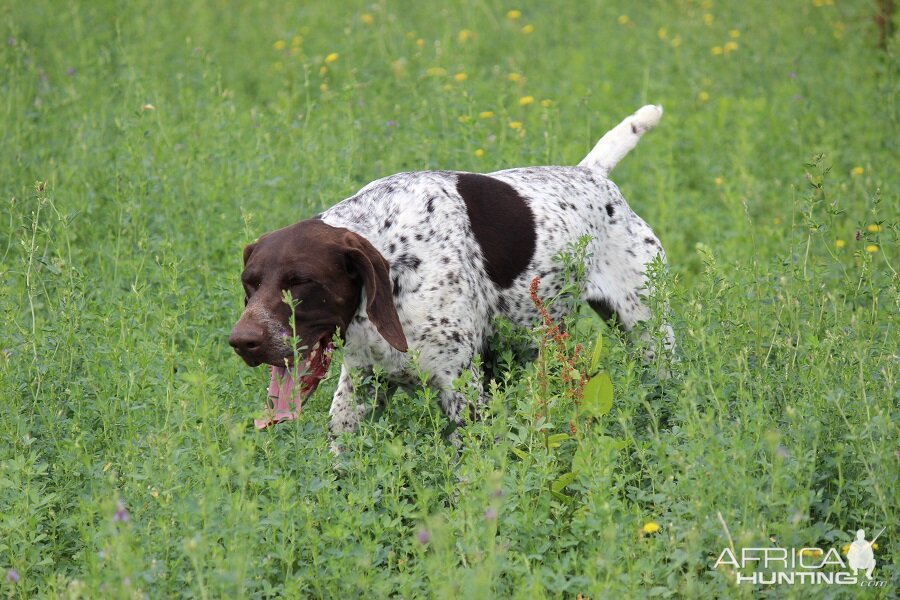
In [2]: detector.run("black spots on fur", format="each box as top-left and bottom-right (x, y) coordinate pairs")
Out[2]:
(383, 218), (393, 230)
(425, 197), (436, 213)
(644, 237), (658, 247)
(631, 123), (638, 135)
(588, 297), (617, 323)
(395, 253), (422, 271)
(392, 275), (402, 297)
(456, 172), (536, 289)
(449, 331), (462, 343)
(388, 243), (396, 254)
(605, 203), (615, 218)
(415, 233), (424, 241)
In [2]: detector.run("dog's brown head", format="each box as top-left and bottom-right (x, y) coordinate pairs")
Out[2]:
(229, 219), (407, 391)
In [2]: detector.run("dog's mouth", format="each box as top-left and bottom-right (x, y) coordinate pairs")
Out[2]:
(256, 338), (334, 429)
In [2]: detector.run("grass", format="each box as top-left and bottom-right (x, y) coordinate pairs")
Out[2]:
(1, 0), (897, 597)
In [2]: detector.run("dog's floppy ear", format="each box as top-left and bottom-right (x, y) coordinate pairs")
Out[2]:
(242, 242), (257, 265)
(342, 231), (408, 352)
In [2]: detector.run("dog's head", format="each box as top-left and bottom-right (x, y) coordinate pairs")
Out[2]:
(229, 219), (407, 392)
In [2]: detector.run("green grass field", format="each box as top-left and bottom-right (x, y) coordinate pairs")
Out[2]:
(1, 0), (897, 597)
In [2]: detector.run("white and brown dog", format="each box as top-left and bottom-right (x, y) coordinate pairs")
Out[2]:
(229, 105), (670, 449)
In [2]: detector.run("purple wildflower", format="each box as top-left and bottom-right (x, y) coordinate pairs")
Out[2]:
(6, 569), (19, 583)
(385, 120), (397, 127)
(483, 507), (497, 521)
(113, 500), (129, 523)
(415, 529), (430, 544)
(789, 71), (797, 79)
(67, 67), (76, 77)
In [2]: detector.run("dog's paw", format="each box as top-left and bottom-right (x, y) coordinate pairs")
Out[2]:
(630, 105), (663, 134)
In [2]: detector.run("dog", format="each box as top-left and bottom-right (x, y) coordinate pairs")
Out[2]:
(229, 105), (669, 449)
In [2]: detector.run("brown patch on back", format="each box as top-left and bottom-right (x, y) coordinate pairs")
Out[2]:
(456, 173), (536, 288)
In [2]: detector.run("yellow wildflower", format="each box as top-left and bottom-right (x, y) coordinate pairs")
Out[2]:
(521, 24), (534, 34)
(867, 224), (881, 233)
(416, 38), (425, 48)
(458, 29), (473, 43)
(541, 99), (553, 108)
(773, 217), (782, 225)
(866, 245), (879, 253)
(698, 91), (710, 102)
(658, 27), (668, 39)
(506, 9), (522, 20)
(724, 41), (738, 53)
(474, 148), (485, 157)
(325, 52), (339, 64)
(729, 29), (740, 38)
(850, 166), (864, 177)
(454, 72), (468, 82)
(273, 40), (286, 51)
(479, 111), (495, 119)
(801, 548), (823, 558)
(642, 521), (661, 534)
(704, 13), (714, 25)
(361, 13), (374, 25)
(617, 15), (630, 25)
(714, 177), (723, 186)
(711, 46), (723, 55)
(426, 67), (447, 77)
(509, 121), (523, 130)
(671, 35), (682, 48)
(319, 83), (328, 92)
(835, 239), (846, 249)
(292, 35), (303, 47)
(458, 115), (471, 123)
(319, 66), (327, 75)
(519, 95), (534, 106)
(508, 72), (523, 82)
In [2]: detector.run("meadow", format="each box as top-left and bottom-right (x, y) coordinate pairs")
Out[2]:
(1, 0), (897, 597)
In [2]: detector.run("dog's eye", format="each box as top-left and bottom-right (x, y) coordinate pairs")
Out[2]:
(286, 277), (311, 288)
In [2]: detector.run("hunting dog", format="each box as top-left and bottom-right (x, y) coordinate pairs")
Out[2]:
(229, 105), (670, 451)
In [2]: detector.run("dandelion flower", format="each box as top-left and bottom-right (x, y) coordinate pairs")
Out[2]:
(361, 13), (374, 25)
(319, 83), (328, 92)
(865, 244), (879, 253)
(714, 177), (723, 186)
(867, 224), (881, 232)
(729, 29), (740, 38)
(711, 46), (723, 55)
(519, 95), (534, 106)
(454, 72), (468, 82)
(426, 67), (447, 77)
(541, 99), (553, 108)
(325, 52), (339, 64)
(697, 91), (710, 102)
(521, 24), (534, 34)
(506, 9), (522, 20)
(416, 38), (425, 48)
(509, 121), (523, 130)
(724, 41), (738, 53)
(273, 40), (286, 51)
(842, 543), (850, 555)
(773, 217), (782, 225)
(617, 15), (630, 25)
(474, 148), (485, 157)
(507, 72), (522, 82)
(458, 115), (471, 123)
(458, 29), (473, 43)
(835, 239), (846, 249)
(658, 27), (668, 39)
(642, 521), (661, 534)
(704, 13), (714, 25)
(850, 166), (864, 177)
(801, 548), (823, 557)
(671, 35), (682, 47)
(479, 111), (494, 119)
(319, 66), (328, 75)
(292, 35), (303, 46)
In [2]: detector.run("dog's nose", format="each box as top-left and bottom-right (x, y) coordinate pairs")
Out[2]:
(229, 324), (265, 358)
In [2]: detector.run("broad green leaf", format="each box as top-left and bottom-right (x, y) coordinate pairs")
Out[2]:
(510, 447), (529, 460)
(546, 433), (570, 449)
(551, 471), (577, 492)
(583, 372), (614, 417)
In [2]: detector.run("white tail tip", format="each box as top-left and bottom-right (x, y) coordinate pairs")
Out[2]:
(579, 104), (663, 176)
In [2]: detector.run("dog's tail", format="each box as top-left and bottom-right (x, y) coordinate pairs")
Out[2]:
(578, 104), (663, 176)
